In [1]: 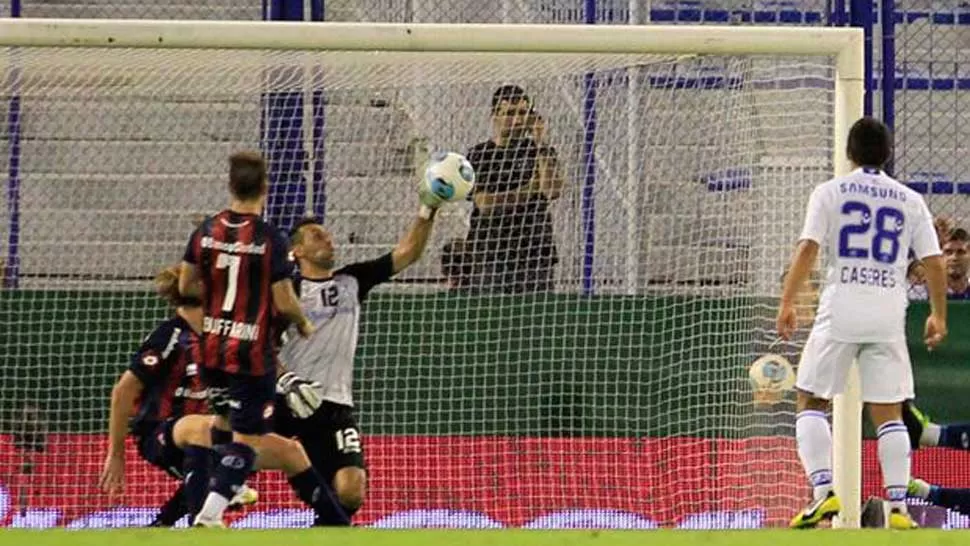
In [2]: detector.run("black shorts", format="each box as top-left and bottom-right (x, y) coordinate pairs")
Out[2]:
(134, 418), (184, 480)
(274, 396), (366, 483)
(204, 368), (276, 435)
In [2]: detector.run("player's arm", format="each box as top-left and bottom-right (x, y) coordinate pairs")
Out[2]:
(179, 228), (203, 299)
(913, 201), (947, 348)
(107, 371), (143, 459)
(777, 186), (828, 340)
(780, 241), (819, 310)
(269, 228), (313, 337)
(922, 254), (947, 335)
(273, 280), (312, 337)
(178, 262), (201, 300)
(98, 370), (143, 496)
(391, 203), (438, 274)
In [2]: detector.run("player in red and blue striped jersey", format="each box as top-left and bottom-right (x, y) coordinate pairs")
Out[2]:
(181, 155), (311, 377)
(98, 265), (257, 526)
(179, 151), (347, 527)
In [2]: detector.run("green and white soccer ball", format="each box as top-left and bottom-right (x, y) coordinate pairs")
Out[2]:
(423, 151), (476, 203)
(748, 354), (796, 392)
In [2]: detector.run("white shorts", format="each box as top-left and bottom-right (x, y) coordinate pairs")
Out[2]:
(795, 332), (914, 403)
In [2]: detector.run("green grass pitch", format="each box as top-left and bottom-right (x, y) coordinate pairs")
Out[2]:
(0, 529), (965, 546)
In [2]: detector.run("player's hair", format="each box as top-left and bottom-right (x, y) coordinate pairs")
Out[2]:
(228, 151), (268, 201)
(288, 216), (323, 248)
(949, 227), (969, 243)
(847, 117), (893, 168)
(154, 265), (201, 308)
(491, 84), (531, 114)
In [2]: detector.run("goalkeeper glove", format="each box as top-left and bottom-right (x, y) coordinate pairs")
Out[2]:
(418, 181), (444, 219)
(276, 371), (324, 419)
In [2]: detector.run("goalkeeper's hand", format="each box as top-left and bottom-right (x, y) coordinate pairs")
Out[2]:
(418, 181), (445, 219)
(276, 371), (324, 419)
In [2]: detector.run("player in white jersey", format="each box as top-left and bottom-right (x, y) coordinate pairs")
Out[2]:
(272, 186), (445, 525)
(777, 117), (948, 530)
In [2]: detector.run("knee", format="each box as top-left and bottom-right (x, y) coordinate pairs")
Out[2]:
(334, 467), (366, 513)
(797, 389), (830, 412)
(254, 435), (308, 474)
(866, 402), (903, 426)
(234, 432), (268, 451)
(173, 416), (216, 449)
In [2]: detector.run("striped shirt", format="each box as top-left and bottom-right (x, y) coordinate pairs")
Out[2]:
(183, 210), (292, 376)
(128, 316), (207, 435)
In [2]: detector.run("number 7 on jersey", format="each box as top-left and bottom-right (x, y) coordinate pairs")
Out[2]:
(215, 253), (241, 312)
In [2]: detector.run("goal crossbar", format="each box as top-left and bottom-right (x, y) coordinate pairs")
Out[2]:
(4, 19), (861, 69)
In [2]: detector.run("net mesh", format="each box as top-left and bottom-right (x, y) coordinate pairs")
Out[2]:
(4, 0), (833, 25)
(0, 42), (836, 528)
(889, 0), (970, 221)
(16, 0), (261, 20)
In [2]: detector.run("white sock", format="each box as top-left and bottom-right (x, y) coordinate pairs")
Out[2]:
(195, 492), (230, 523)
(921, 423), (942, 447)
(877, 420), (911, 511)
(796, 410), (833, 500)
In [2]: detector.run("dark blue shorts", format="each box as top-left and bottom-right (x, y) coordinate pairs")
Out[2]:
(204, 368), (276, 435)
(135, 418), (184, 480)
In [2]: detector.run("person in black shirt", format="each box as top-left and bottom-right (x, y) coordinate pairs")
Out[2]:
(464, 85), (565, 293)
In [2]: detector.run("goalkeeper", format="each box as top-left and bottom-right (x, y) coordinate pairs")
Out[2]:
(273, 183), (444, 525)
(902, 400), (970, 514)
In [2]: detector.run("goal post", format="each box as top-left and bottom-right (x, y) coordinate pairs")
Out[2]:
(0, 19), (863, 528)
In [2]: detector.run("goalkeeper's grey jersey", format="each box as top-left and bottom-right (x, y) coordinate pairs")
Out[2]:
(278, 254), (393, 407)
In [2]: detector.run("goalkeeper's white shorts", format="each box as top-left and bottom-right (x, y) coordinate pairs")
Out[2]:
(795, 331), (914, 403)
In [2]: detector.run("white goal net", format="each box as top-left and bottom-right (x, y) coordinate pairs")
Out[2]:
(0, 21), (852, 528)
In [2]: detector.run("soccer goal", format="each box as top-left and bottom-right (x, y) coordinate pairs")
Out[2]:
(0, 19), (863, 529)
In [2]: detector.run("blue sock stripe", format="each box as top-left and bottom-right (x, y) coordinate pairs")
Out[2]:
(877, 425), (909, 439)
(809, 469), (833, 486)
(877, 424), (907, 433)
(797, 410), (827, 421)
(886, 485), (908, 501)
(876, 420), (905, 433)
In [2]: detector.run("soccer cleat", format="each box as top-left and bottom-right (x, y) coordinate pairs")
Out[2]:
(888, 508), (919, 530)
(790, 491), (841, 529)
(228, 485), (259, 510)
(902, 400), (931, 450)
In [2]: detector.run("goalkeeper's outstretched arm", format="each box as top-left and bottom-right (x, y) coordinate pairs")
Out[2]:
(391, 194), (440, 274)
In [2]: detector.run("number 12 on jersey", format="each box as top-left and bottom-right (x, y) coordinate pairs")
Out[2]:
(215, 253), (241, 312)
(838, 201), (904, 264)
